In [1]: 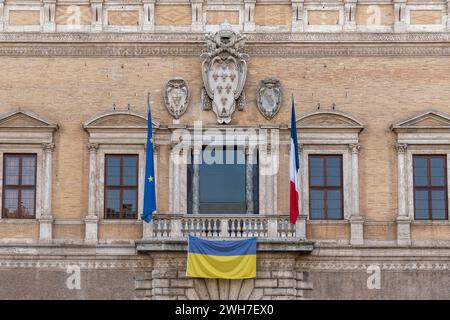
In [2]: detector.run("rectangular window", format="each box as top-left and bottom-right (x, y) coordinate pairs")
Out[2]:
(413, 155), (448, 220)
(2, 154), (37, 219)
(188, 146), (259, 214)
(104, 155), (138, 219)
(309, 155), (343, 220)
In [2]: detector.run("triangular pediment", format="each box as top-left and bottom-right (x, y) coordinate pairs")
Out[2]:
(0, 110), (58, 129)
(83, 111), (160, 129)
(392, 110), (450, 130)
(296, 110), (364, 129)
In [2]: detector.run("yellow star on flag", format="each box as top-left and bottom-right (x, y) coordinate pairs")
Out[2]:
(148, 176), (154, 183)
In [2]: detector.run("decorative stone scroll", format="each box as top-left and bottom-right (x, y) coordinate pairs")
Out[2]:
(256, 77), (282, 120)
(164, 77), (190, 119)
(200, 23), (249, 124)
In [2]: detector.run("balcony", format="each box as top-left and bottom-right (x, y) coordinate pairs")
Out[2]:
(136, 214), (314, 253)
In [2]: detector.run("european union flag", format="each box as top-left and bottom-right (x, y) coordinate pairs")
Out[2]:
(142, 94), (156, 223)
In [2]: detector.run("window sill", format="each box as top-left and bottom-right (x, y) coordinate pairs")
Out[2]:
(0, 219), (38, 224)
(412, 220), (450, 226)
(99, 219), (142, 225)
(307, 219), (349, 225)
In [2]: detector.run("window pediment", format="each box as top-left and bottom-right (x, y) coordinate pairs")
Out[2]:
(83, 111), (160, 145)
(0, 110), (58, 131)
(392, 110), (450, 145)
(392, 110), (450, 131)
(296, 110), (364, 130)
(295, 110), (364, 145)
(83, 111), (160, 129)
(0, 110), (58, 145)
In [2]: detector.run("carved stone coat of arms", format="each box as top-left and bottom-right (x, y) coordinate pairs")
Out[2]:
(200, 23), (248, 124)
(256, 78), (282, 120)
(164, 77), (190, 119)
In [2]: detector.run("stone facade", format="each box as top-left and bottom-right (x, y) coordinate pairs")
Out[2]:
(0, 0), (450, 300)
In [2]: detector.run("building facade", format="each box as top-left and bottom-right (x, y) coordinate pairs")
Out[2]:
(0, 0), (450, 300)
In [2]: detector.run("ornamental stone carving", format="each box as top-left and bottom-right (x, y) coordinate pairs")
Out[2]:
(200, 23), (249, 124)
(164, 77), (190, 119)
(256, 77), (282, 120)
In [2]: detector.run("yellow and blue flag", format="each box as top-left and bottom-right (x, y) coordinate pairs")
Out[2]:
(141, 94), (156, 223)
(186, 235), (257, 279)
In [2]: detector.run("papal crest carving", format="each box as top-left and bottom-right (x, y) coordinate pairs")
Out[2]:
(164, 77), (190, 119)
(256, 78), (282, 120)
(200, 23), (249, 124)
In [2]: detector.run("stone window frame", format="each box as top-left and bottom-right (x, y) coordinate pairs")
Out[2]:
(83, 110), (160, 243)
(295, 110), (364, 245)
(303, 4), (345, 33)
(392, 110), (450, 245)
(408, 152), (449, 220)
(169, 125), (277, 217)
(405, 4), (446, 33)
(4, 4), (44, 32)
(0, 110), (58, 242)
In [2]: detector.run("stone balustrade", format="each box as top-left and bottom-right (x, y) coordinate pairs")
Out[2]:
(146, 214), (300, 239)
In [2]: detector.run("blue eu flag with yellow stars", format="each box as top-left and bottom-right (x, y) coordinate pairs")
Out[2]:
(142, 94), (156, 223)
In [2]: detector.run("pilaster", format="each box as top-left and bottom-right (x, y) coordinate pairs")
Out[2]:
(343, 0), (357, 32)
(191, 0), (203, 32)
(39, 143), (55, 242)
(291, 0), (304, 32)
(43, 0), (56, 32)
(90, 0), (103, 32)
(85, 143), (99, 243)
(0, 0), (4, 32)
(395, 143), (411, 245)
(243, 0), (256, 32)
(143, 0), (155, 32)
(394, 0), (407, 33)
(349, 143), (364, 245)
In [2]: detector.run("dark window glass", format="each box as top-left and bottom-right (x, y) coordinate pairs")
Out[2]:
(105, 155), (138, 219)
(413, 155), (448, 220)
(309, 155), (343, 220)
(188, 146), (259, 214)
(2, 154), (36, 219)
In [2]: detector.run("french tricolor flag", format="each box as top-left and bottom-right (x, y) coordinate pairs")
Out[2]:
(290, 95), (300, 224)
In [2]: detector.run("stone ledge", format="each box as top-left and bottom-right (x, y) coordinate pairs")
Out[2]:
(135, 238), (315, 253)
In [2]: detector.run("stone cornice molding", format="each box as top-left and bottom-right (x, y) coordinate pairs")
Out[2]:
(3, 32), (450, 44)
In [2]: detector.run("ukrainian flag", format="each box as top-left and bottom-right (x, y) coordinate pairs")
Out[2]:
(187, 235), (257, 279)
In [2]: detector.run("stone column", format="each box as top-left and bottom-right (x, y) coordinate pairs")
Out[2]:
(243, 0), (256, 32)
(0, 0), (4, 32)
(43, 0), (56, 32)
(343, 0), (357, 32)
(296, 144), (307, 239)
(143, 0), (155, 32)
(245, 146), (255, 214)
(192, 146), (201, 214)
(291, 0), (304, 32)
(349, 143), (364, 245)
(90, 0), (103, 32)
(85, 143), (99, 243)
(396, 143), (411, 245)
(39, 143), (55, 242)
(447, 0), (450, 31)
(191, 0), (203, 32)
(393, 0), (407, 32)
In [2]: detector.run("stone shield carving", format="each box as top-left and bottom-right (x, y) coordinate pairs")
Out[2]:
(256, 78), (282, 120)
(164, 77), (190, 119)
(200, 23), (249, 124)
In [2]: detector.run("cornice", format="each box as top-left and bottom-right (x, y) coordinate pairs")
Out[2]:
(2, 32), (450, 44)
(1, 32), (450, 56)
(1, 43), (450, 57)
